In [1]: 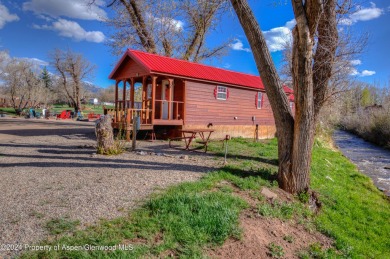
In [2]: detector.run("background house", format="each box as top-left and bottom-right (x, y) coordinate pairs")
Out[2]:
(88, 98), (99, 105)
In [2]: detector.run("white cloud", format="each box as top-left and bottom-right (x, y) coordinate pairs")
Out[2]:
(23, 0), (107, 21)
(350, 59), (362, 66)
(0, 3), (19, 29)
(285, 19), (296, 29)
(340, 2), (384, 25)
(146, 13), (184, 32)
(263, 19), (295, 52)
(34, 18), (105, 43)
(156, 17), (184, 31)
(223, 63), (231, 69)
(21, 57), (48, 67)
(360, 70), (376, 76)
(0, 50), (47, 71)
(230, 19), (295, 53)
(349, 67), (359, 76)
(349, 67), (376, 77)
(230, 39), (251, 52)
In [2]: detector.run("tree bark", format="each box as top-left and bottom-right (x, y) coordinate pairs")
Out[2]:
(96, 115), (115, 154)
(230, 0), (337, 194)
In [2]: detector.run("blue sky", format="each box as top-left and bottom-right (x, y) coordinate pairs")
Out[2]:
(0, 0), (389, 88)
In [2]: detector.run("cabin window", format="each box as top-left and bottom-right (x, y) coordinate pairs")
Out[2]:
(216, 86), (227, 100)
(257, 92), (263, 109)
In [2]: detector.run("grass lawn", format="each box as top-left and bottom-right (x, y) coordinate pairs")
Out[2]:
(21, 138), (390, 258)
(0, 107), (18, 115)
(0, 104), (112, 117)
(50, 104), (107, 115)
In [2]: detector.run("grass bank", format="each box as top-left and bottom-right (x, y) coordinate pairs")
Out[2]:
(21, 138), (390, 258)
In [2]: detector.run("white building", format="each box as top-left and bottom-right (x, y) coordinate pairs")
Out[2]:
(89, 98), (99, 105)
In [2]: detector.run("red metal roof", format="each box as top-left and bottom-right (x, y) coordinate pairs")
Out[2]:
(110, 49), (265, 89)
(109, 49), (294, 96)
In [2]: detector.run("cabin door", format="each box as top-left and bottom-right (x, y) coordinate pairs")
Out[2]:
(161, 80), (173, 120)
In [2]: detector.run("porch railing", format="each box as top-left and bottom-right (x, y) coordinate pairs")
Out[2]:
(104, 108), (153, 125)
(154, 100), (184, 120)
(104, 99), (184, 126)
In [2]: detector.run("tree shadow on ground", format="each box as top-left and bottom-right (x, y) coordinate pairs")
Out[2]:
(222, 165), (278, 182)
(212, 150), (279, 166)
(0, 128), (95, 140)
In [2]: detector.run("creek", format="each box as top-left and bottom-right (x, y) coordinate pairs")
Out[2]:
(333, 130), (390, 197)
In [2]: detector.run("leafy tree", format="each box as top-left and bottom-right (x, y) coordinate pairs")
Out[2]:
(361, 87), (372, 107)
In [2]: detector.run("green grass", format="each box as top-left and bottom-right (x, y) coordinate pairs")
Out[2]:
(311, 140), (390, 258)
(0, 104), (110, 117)
(45, 218), (80, 235)
(0, 107), (18, 115)
(298, 242), (339, 259)
(20, 138), (390, 258)
(21, 172), (250, 258)
(257, 200), (311, 221)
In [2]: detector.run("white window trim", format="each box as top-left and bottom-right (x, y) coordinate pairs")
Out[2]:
(216, 86), (227, 100)
(257, 92), (263, 109)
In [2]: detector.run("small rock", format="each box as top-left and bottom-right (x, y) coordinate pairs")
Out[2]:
(136, 151), (147, 156)
(149, 152), (156, 156)
(261, 187), (278, 199)
(164, 154), (175, 158)
(179, 155), (189, 160)
(90, 153), (97, 157)
(325, 175), (334, 182)
(156, 153), (164, 156)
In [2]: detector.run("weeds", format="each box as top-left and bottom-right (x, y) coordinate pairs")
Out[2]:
(257, 201), (311, 221)
(283, 235), (294, 243)
(97, 139), (125, 155)
(45, 217), (80, 235)
(298, 243), (338, 259)
(268, 242), (285, 258)
(340, 107), (390, 148)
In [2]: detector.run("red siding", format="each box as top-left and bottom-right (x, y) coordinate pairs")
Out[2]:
(112, 56), (148, 80)
(185, 81), (275, 126)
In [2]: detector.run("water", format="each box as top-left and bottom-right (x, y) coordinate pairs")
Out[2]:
(333, 130), (390, 197)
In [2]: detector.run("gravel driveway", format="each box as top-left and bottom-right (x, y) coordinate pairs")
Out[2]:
(0, 117), (220, 258)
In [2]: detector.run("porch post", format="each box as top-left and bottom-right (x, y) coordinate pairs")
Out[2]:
(151, 76), (157, 124)
(183, 80), (186, 123)
(130, 77), (135, 109)
(168, 78), (173, 120)
(142, 76), (147, 123)
(142, 76), (146, 110)
(114, 80), (119, 123)
(122, 80), (127, 109)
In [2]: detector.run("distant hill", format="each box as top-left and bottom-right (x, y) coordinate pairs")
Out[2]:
(82, 81), (102, 95)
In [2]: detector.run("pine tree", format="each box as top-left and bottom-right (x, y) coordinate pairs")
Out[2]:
(40, 66), (52, 90)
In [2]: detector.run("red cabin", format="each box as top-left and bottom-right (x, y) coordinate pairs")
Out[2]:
(106, 49), (294, 140)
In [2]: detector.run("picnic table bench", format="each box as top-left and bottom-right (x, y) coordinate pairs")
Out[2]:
(169, 129), (215, 152)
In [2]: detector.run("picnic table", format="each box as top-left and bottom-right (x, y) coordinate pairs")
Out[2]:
(169, 129), (215, 152)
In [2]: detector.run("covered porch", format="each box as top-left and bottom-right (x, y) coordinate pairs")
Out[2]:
(104, 75), (185, 140)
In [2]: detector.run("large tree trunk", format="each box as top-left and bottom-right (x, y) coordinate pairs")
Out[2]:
(230, 0), (336, 194)
(96, 115), (115, 154)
